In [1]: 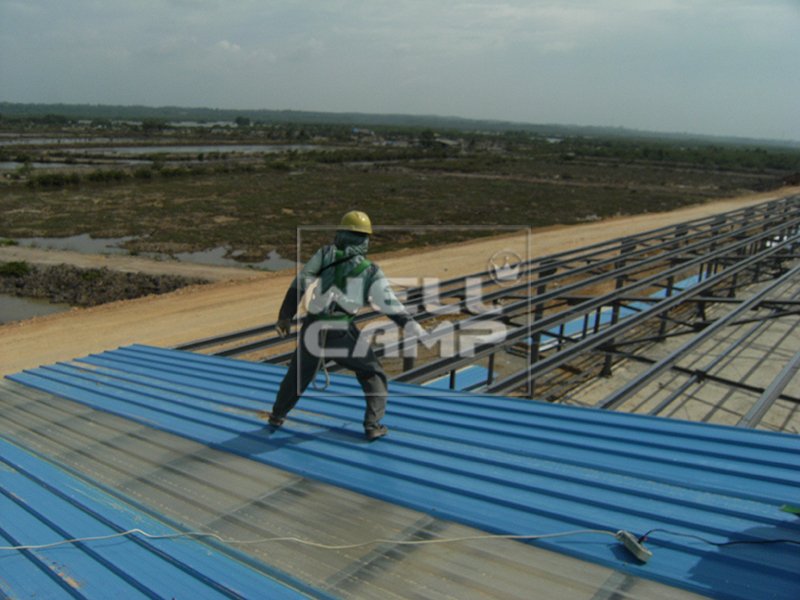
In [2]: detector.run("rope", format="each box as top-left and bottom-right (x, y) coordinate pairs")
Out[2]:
(0, 528), (619, 552)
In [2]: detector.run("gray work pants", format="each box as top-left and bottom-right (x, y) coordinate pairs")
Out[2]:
(271, 319), (388, 431)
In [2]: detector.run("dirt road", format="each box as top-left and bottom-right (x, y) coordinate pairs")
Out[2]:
(2, 187), (797, 376)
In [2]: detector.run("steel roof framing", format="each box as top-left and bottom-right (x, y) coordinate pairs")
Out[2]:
(255, 197), (796, 373)
(174, 195), (800, 426)
(595, 261), (800, 410)
(396, 208), (800, 390)
(176, 197), (796, 359)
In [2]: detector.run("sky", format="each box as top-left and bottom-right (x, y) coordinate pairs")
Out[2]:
(1, 0), (798, 141)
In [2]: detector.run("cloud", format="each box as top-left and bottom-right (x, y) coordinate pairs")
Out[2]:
(215, 40), (243, 53)
(1, 0), (798, 139)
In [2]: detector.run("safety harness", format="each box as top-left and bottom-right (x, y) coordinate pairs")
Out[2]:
(317, 249), (372, 321)
(310, 250), (372, 390)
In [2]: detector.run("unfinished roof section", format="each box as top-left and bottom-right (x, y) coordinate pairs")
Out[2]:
(570, 259), (800, 430)
(176, 195), (800, 432)
(5, 345), (799, 600)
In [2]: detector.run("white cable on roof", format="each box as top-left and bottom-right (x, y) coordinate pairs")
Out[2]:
(8, 526), (794, 554)
(0, 527), (619, 552)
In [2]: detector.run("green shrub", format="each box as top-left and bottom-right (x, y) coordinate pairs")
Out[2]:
(85, 169), (130, 183)
(133, 166), (155, 180)
(80, 269), (103, 282)
(28, 172), (82, 188)
(265, 159), (292, 171)
(0, 261), (31, 277)
(159, 166), (190, 177)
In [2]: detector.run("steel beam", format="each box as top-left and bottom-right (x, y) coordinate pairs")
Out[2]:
(595, 261), (800, 410)
(737, 351), (800, 428)
(398, 217), (800, 385)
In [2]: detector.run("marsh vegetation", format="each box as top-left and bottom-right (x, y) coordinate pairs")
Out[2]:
(2, 108), (798, 263)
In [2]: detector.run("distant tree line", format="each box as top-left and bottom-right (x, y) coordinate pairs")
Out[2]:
(3, 102), (798, 179)
(564, 138), (800, 172)
(3, 101), (798, 150)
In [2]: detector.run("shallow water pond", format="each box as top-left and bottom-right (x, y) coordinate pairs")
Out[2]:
(0, 293), (70, 324)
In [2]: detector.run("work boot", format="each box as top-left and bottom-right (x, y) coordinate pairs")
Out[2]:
(268, 413), (285, 429)
(365, 424), (388, 441)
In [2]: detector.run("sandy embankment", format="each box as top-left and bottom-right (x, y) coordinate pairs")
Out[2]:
(1, 187), (797, 376)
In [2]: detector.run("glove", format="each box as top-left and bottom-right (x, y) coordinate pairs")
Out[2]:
(276, 318), (292, 338)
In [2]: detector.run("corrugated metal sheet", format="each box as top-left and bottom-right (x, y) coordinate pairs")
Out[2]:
(1, 377), (698, 600)
(0, 431), (306, 598)
(423, 365), (490, 390)
(4, 344), (799, 600)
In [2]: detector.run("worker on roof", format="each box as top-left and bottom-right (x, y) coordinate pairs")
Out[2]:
(269, 210), (425, 441)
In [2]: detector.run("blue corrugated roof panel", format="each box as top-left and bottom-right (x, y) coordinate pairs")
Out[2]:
(0, 435), (307, 599)
(423, 365), (490, 390)
(6, 344), (800, 600)
(534, 274), (705, 350)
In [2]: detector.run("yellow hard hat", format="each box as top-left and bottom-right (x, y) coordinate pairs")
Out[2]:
(339, 210), (373, 235)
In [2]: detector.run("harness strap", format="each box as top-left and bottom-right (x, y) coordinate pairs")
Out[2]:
(317, 250), (372, 321)
(331, 250), (372, 291)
